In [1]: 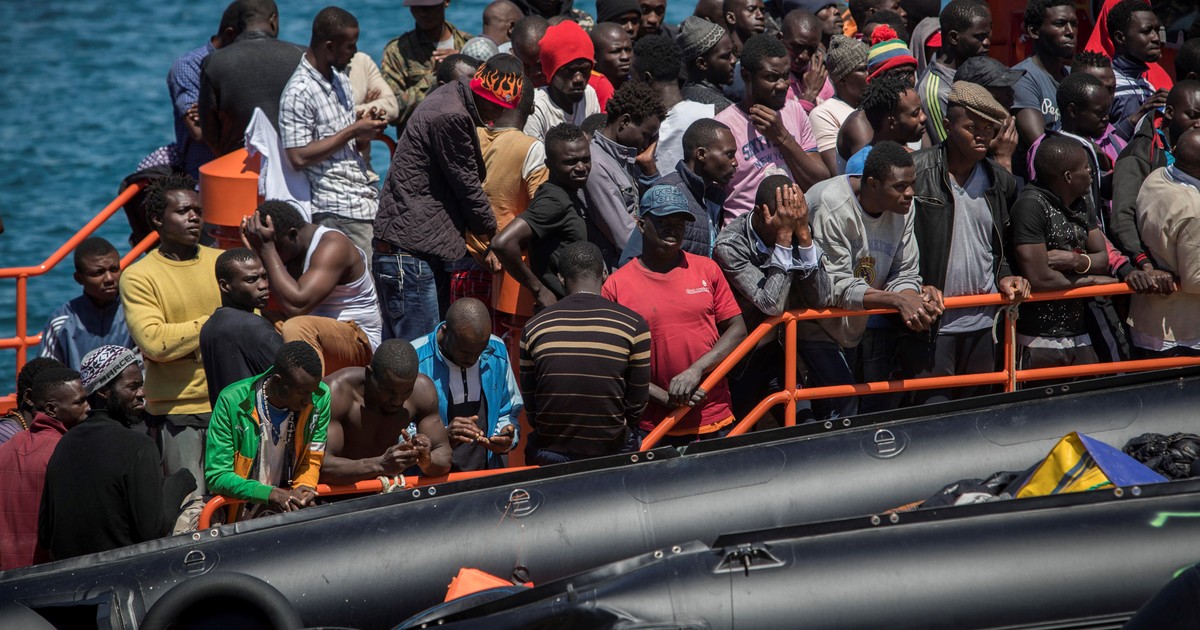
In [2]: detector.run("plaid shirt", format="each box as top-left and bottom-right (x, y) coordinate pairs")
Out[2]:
(279, 55), (378, 222)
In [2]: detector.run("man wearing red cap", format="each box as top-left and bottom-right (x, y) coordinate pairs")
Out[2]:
(524, 20), (602, 141)
(382, 0), (474, 129)
(374, 55), (524, 342)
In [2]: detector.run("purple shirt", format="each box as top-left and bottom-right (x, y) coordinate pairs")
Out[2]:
(714, 98), (819, 225)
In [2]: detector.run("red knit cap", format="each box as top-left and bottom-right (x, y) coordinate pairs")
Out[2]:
(538, 21), (595, 82)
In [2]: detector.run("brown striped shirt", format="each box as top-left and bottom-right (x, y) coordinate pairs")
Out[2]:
(519, 293), (651, 456)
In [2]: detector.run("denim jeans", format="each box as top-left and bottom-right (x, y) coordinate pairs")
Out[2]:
(372, 251), (450, 341)
(797, 340), (858, 419)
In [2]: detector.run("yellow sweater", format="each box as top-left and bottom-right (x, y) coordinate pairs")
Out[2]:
(119, 247), (222, 416)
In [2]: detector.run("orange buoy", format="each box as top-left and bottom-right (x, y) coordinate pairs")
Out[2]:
(199, 149), (263, 250)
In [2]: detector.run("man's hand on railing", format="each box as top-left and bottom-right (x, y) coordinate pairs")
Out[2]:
(668, 366), (707, 408)
(894, 290), (936, 332)
(998, 276), (1032, 303)
(1126, 269), (1176, 295)
(920, 285), (945, 316)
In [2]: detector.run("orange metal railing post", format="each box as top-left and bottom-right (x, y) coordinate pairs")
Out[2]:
(784, 314), (797, 427)
(14, 276), (27, 381)
(2, 183), (146, 385)
(1004, 306), (1017, 392)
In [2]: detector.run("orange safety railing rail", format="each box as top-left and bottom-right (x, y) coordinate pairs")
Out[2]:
(641, 283), (1200, 449)
(197, 466), (536, 529)
(1, 182), (156, 405)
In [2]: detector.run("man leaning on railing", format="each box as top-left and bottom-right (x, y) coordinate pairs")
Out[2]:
(903, 82), (1031, 405)
(714, 174), (830, 423)
(802, 141), (943, 418)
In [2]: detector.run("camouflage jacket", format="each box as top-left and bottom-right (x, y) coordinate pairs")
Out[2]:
(381, 22), (473, 129)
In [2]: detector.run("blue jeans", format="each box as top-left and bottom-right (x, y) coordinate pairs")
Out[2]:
(797, 340), (858, 419)
(372, 251), (450, 342)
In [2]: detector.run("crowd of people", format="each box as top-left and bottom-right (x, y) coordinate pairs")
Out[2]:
(2, 0), (1199, 570)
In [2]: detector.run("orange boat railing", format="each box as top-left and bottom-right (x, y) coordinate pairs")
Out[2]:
(640, 283), (1200, 449)
(0, 182), (156, 407)
(197, 467), (535, 529)
(7, 176), (1199, 528)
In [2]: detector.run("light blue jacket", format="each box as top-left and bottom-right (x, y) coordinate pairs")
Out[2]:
(411, 324), (522, 468)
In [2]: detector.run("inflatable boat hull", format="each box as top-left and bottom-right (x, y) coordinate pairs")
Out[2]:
(2, 368), (1197, 628)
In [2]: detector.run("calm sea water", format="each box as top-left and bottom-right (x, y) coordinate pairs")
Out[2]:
(0, 0), (693, 389)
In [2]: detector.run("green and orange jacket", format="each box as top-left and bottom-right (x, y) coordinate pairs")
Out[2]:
(204, 373), (330, 503)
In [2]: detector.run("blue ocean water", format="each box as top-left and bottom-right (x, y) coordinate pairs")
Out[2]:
(0, 0), (693, 389)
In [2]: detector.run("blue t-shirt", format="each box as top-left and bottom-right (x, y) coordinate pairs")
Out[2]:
(1012, 58), (1063, 132)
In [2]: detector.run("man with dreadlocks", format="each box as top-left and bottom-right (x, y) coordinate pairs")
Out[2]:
(119, 172), (222, 532)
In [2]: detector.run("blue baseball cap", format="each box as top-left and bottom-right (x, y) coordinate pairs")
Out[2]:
(639, 185), (694, 220)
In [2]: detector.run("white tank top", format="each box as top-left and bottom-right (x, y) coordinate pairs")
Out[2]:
(302, 226), (383, 348)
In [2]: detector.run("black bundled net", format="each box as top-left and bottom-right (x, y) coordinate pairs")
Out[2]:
(1123, 433), (1200, 480)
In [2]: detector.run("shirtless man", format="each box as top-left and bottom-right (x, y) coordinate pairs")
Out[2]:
(319, 339), (452, 484)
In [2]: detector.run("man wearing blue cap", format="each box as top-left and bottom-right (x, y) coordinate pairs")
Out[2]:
(603, 185), (747, 446)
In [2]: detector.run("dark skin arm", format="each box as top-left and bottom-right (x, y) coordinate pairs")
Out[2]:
(411, 376), (452, 475)
(319, 376), (451, 482)
(649, 315), (748, 408)
(286, 107), (388, 170)
(750, 104), (830, 190)
(491, 216), (558, 308)
(836, 111), (873, 164)
(1015, 108), (1046, 153)
(242, 214), (358, 317)
(1016, 228), (1118, 291)
(863, 288), (942, 332)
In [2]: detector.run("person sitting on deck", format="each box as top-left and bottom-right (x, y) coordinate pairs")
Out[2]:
(0, 358), (66, 446)
(521, 241), (650, 464)
(205, 341), (328, 518)
(38, 237), (135, 371)
(200, 248), (283, 405)
(0, 367), (89, 570)
(40, 346), (196, 560)
(321, 339), (451, 484)
(603, 185), (747, 446)
(412, 299), (522, 471)
(242, 200), (382, 375)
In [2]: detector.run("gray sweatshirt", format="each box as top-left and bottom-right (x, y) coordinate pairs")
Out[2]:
(803, 176), (923, 347)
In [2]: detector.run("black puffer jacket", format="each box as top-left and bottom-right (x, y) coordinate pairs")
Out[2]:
(375, 80), (496, 261)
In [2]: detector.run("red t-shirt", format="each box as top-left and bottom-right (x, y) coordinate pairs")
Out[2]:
(589, 72), (614, 113)
(602, 253), (743, 432)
